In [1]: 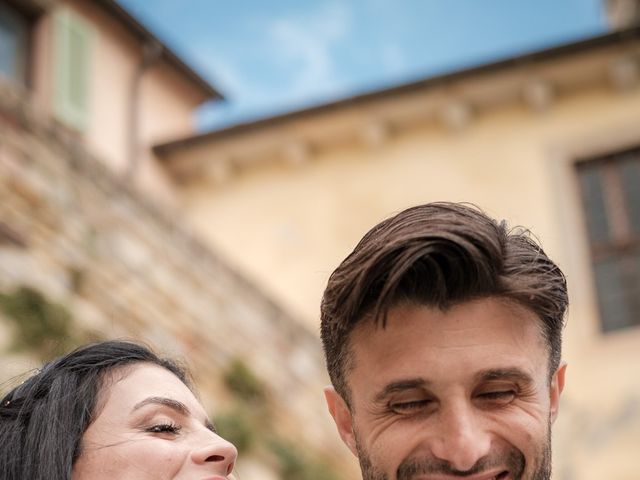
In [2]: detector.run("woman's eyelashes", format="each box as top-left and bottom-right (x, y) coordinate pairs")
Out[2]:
(144, 422), (182, 435)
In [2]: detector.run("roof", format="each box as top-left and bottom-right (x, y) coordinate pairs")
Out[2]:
(96, 0), (223, 101)
(154, 25), (640, 156)
(5, 0), (55, 17)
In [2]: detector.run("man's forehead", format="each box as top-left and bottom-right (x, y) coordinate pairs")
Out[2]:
(351, 297), (546, 340)
(345, 298), (549, 382)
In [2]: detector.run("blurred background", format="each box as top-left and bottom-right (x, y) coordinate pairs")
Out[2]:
(1, 0), (639, 478)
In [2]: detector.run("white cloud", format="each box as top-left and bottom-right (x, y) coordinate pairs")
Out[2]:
(265, 2), (352, 99)
(199, 56), (252, 98)
(192, 47), (278, 106)
(191, 2), (355, 128)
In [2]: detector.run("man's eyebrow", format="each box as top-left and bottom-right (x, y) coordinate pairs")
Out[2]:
(474, 368), (534, 384)
(132, 396), (190, 416)
(373, 378), (430, 403)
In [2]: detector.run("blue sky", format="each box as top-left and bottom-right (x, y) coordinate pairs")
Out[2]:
(117, 0), (609, 131)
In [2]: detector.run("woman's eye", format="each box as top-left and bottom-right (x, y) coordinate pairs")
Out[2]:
(389, 399), (431, 414)
(145, 423), (182, 434)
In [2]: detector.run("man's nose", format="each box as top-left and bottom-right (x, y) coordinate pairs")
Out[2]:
(190, 432), (238, 475)
(428, 401), (492, 472)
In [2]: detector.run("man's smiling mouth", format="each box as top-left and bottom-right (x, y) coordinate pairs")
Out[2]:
(415, 470), (510, 480)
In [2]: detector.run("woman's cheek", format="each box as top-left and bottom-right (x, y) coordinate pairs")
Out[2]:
(124, 439), (188, 478)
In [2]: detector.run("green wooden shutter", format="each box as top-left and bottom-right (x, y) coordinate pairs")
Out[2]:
(53, 8), (92, 131)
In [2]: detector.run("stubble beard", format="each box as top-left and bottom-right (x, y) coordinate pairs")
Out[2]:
(354, 421), (552, 480)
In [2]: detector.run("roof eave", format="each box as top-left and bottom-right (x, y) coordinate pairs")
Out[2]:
(96, 0), (223, 102)
(154, 25), (640, 156)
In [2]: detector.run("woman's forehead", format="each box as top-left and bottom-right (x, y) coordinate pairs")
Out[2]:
(95, 363), (198, 415)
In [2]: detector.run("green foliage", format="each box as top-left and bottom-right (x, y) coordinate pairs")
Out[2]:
(223, 358), (267, 404)
(214, 407), (256, 454)
(218, 358), (343, 478)
(0, 285), (76, 359)
(268, 438), (341, 480)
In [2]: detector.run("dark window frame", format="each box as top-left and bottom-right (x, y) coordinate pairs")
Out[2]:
(576, 146), (640, 333)
(0, 0), (41, 89)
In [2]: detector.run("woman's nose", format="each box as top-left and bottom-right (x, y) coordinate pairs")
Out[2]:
(191, 433), (238, 475)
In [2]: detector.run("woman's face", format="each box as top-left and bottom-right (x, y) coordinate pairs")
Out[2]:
(72, 363), (237, 479)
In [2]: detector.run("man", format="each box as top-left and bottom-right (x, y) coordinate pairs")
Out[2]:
(320, 202), (568, 480)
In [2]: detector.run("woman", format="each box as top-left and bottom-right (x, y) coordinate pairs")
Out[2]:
(0, 340), (237, 479)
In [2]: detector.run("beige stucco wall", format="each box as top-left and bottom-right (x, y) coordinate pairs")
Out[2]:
(29, 0), (204, 204)
(175, 86), (640, 324)
(169, 80), (640, 479)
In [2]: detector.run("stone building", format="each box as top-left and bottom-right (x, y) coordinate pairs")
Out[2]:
(1, 0), (220, 204)
(155, 27), (640, 480)
(2, 1), (640, 478)
(606, 0), (640, 29)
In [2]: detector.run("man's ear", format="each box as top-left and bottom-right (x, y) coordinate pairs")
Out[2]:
(550, 362), (567, 424)
(324, 386), (358, 456)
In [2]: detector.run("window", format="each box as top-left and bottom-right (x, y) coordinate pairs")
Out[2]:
(0, 2), (29, 85)
(577, 147), (640, 332)
(53, 8), (92, 131)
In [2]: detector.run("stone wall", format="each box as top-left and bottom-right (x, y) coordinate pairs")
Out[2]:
(0, 80), (354, 478)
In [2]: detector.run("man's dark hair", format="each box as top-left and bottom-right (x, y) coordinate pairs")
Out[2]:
(0, 340), (190, 480)
(320, 202), (568, 402)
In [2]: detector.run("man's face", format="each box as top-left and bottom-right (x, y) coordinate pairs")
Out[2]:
(325, 297), (566, 480)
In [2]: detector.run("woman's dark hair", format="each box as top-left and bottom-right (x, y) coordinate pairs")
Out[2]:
(0, 340), (190, 480)
(320, 202), (568, 402)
